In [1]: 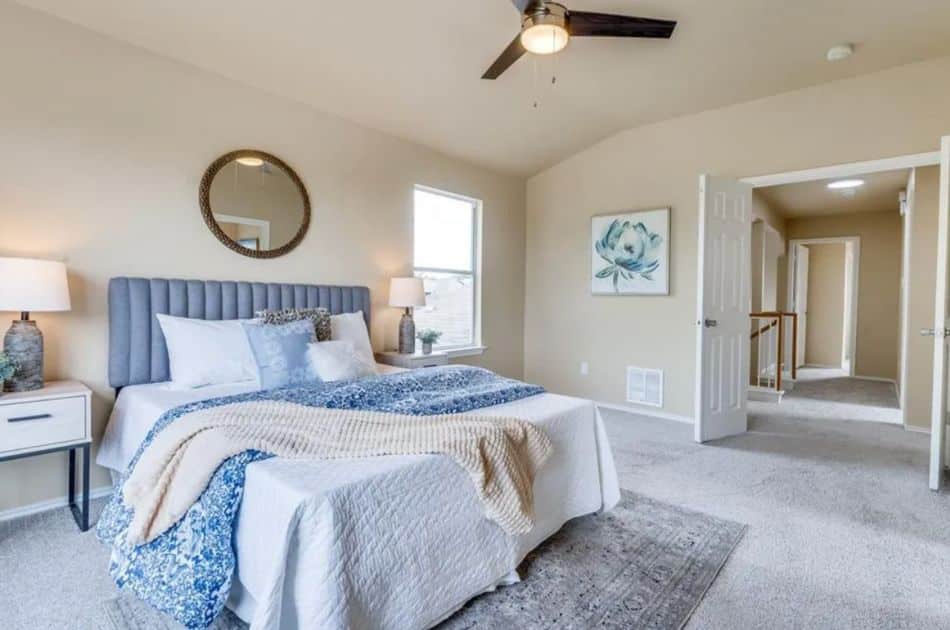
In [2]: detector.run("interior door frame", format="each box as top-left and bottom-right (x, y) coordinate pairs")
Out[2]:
(738, 151), (940, 431)
(929, 136), (950, 490)
(785, 237), (860, 376)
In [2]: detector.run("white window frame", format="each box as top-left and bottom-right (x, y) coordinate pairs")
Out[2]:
(412, 184), (483, 355)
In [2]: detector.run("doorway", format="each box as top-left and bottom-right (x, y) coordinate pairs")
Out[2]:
(786, 237), (860, 377)
(696, 149), (945, 464)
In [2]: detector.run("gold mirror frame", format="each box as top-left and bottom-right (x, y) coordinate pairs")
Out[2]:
(199, 149), (311, 259)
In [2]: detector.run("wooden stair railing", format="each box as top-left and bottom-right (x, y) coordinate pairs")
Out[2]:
(749, 311), (799, 392)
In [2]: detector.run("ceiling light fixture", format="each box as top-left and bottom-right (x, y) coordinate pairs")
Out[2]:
(826, 43), (854, 62)
(236, 156), (264, 167)
(520, 5), (570, 55)
(827, 179), (865, 190)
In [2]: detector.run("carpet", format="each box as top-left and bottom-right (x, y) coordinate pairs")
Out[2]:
(76, 491), (744, 630)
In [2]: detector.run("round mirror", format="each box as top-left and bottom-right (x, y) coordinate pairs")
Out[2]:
(199, 150), (310, 258)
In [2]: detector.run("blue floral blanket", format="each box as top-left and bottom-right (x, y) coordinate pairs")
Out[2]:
(96, 365), (544, 629)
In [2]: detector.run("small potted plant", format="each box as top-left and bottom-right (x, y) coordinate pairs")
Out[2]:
(416, 329), (442, 355)
(0, 352), (17, 395)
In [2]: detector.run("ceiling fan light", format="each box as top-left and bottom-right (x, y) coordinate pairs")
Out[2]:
(521, 23), (569, 55)
(520, 6), (569, 56)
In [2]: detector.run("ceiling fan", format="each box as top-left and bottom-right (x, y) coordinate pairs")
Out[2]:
(482, 0), (677, 80)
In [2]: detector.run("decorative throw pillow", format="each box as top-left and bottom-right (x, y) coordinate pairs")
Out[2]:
(254, 307), (332, 342)
(330, 311), (377, 374)
(241, 320), (318, 389)
(307, 340), (377, 382)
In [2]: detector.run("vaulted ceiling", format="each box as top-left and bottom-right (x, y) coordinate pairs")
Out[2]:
(17, 0), (950, 175)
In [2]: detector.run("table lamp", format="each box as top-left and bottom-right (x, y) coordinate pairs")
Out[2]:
(0, 258), (71, 392)
(389, 277), (426, 354)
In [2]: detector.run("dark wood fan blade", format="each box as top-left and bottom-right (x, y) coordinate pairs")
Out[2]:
(568, 12), (676, 39)
(482, 34), (527, 80)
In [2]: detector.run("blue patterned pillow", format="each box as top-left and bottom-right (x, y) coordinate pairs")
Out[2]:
(241, 320), (317, 389)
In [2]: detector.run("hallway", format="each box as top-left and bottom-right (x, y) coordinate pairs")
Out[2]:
(785, 367), (902, 425)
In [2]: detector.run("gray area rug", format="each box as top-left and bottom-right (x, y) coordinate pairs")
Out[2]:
(73, 491), (744, 630)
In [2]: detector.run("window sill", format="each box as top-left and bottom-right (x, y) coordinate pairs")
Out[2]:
(443, 345), (487, 359)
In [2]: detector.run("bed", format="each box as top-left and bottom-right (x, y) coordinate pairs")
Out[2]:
(98, 277), (620, 629)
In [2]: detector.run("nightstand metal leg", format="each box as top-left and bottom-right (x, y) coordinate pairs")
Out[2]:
(68, 445), (90, 532)
(68, 448), (75, 506)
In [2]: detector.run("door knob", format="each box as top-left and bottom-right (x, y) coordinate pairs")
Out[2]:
(703, 319), (718, 328)
(921, 328), (950, 337)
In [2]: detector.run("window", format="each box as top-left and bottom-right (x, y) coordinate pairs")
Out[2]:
(413, 186), (481, 351)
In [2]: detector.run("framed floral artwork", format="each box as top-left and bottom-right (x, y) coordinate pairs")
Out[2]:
(591, 208), (670, 295)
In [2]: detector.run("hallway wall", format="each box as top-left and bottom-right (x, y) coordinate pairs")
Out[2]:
(787, 210), (902, 381)
(804, 243), (847, 367)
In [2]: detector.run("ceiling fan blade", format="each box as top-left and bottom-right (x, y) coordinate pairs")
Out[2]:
(482, 34), (527, 80)
(568, 12), (676, 39)
(510, 0), (542, 13)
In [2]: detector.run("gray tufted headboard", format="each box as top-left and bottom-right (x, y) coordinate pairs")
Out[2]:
(108, 277), (371, 389)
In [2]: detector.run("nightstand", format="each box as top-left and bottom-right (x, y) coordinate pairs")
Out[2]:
(0, 381), (92, 531)
(376, 351), (449, 369)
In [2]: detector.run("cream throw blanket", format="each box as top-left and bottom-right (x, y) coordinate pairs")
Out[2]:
(122, 400), (553, 545)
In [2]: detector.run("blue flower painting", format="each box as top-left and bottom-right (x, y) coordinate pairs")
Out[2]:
(591, 208), (669, 295)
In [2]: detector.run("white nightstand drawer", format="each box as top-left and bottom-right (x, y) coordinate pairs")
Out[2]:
(0, 395), (87, 455)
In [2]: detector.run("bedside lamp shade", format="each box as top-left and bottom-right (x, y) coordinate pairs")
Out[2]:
(0, 258), (71, 313)
(0, 257), (71, 393)
(389, 277), (426, 308)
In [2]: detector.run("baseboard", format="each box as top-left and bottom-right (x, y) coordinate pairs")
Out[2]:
(0, 485), (113, 523)
(596, 401), (693, 424)
(853, 375), (898, 386)
(803, 363), (843, 369)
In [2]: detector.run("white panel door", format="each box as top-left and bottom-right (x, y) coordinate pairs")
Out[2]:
(794, 245), (810, 368)
(929, 136), (950, 490)
(695, 175), (753, 442)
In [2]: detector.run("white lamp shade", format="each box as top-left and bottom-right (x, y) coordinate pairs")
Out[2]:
(389, 277), (426, 308)
(0, 258), (71, 312)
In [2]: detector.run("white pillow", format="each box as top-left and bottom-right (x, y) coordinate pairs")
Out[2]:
(330, 311), (377, 374)
(307, 340), (377, 382)
(156, 314), (258, 389)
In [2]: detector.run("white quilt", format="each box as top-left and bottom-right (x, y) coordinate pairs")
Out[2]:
(98, 374), (620, 630)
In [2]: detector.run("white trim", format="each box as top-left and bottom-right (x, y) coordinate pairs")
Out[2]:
(741, 152), (940, 188)
(787, 237), (860, 377)
(596, 401), (693, 425)
(443, 345), (486, 358)
(899, 170), (915, 428)
(906, 424), (932, 435)
(212, 213), (271, 250)
(930, 136), (950, 490)
(0, 485), (112, 523)
(802, 363), (846, 369)
(852, 375), (898, 385)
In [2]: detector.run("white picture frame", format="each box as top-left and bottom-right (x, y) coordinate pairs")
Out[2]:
(591, 208), (670, 296)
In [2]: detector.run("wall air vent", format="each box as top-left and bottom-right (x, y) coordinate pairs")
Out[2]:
(626, 366), (663, 408)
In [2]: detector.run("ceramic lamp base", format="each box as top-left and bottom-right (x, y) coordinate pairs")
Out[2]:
(398, 311), (416, 355)
(4, 320), (44, 392)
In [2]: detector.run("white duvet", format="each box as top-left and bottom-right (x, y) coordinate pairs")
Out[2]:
(97, 369), (620, 630)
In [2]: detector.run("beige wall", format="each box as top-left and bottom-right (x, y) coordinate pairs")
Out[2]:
(904, 166), (941, 429)
(786, 212), (902, 380)
(525, 55), (950, 418)
(0, 4), (526, 512)
(803, 244), (847, 367)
